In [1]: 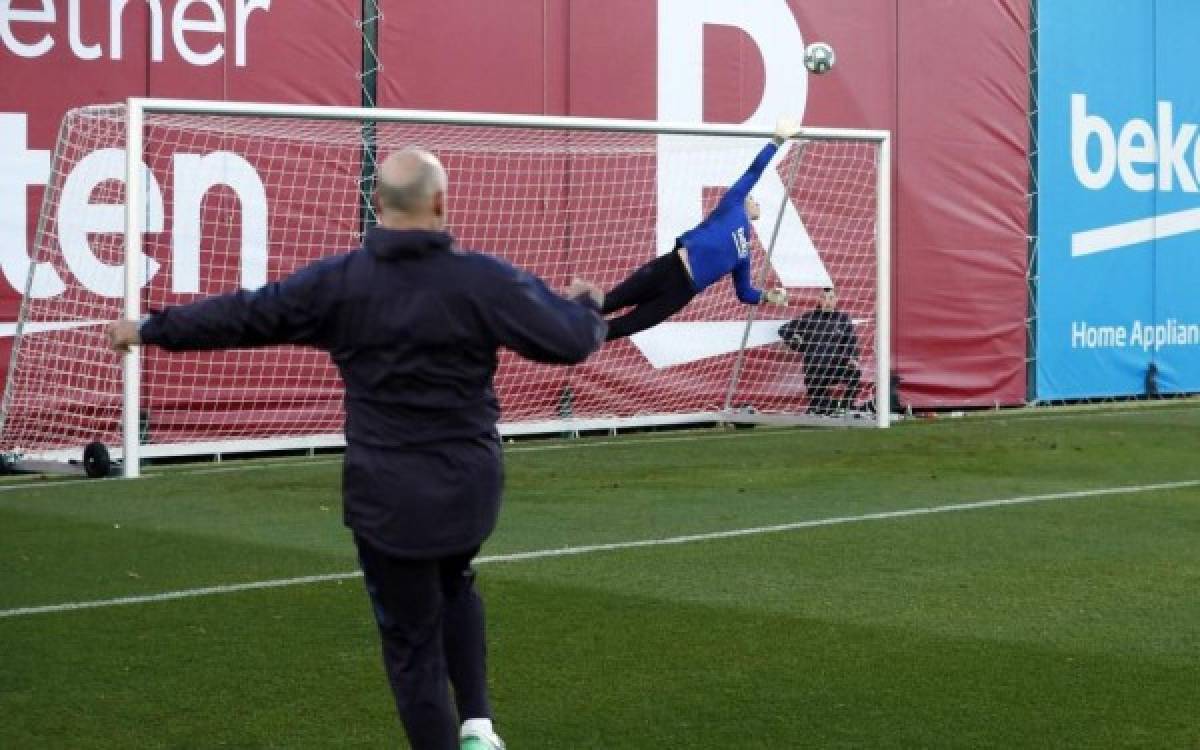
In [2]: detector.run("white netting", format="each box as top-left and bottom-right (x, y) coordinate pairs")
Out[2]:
(0, 105), (884, 459)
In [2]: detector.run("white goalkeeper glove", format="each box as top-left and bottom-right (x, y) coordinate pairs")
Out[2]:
(763, 288), (789, 305)
(566, 277), (605, 307)
(772, 117), (802, 145)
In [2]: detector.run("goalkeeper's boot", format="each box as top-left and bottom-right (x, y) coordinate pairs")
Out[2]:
(461, 719), (506, 750)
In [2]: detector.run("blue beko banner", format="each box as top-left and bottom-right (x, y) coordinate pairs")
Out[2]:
(1037, 0), (1200, 399)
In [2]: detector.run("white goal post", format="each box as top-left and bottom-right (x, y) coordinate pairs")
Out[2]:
(0, 98), (890, 478)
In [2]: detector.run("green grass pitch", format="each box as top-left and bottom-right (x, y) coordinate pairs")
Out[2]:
(2, 405), (1199, 748)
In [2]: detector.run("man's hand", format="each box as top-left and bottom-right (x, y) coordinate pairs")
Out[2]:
(772, 117), (802, 145)
(566, 278), (604, 308)
(763, 288), (789, 305)
(105, 320), (141, 353)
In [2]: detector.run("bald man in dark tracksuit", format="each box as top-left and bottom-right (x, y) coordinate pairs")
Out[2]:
(108, 149), (607, 750)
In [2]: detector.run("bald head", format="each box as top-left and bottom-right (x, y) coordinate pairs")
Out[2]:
(376, 148), (449, 229)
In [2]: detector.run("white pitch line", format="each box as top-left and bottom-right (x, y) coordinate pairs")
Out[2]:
(0, 572), (364, 619)
(2, 478), (1197, 620)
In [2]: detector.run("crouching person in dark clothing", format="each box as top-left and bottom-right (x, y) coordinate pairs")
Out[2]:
(106, 148), (607, 750)
(778, 287), (862, 415)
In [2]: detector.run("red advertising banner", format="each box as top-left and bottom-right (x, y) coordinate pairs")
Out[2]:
(379, 0), (1030, 407)
(894, 0), (1031, 405)
(1, 0), (1030, 443)
(0, 0), (362, 333)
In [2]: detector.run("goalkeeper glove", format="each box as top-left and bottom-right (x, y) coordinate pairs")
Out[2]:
(772, 117), (802, 145)
(763, 288), (789, 305)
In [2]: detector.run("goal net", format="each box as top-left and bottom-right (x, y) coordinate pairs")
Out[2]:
(0, 100), (889, 471)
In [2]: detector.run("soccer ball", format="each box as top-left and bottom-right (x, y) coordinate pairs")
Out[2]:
(804, 42), (836, 74)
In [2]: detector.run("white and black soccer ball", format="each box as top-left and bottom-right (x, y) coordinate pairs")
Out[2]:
(804, 42), (836, 75)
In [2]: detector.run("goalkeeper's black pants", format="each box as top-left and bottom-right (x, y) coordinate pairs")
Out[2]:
(355, 535), (490, 750)
(602, 247), (697, 341)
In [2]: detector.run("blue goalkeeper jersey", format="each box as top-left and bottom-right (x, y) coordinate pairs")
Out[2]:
(676, 141), (779, 304)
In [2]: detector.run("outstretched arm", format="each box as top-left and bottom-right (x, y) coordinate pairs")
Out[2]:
(730, 258), (788, 306)
(720, 142), (779, 211)
(718, 117), (802, 210)
(489, 267), (607, 364)
(779, 318), (806, 352)
(108, 262), (334, 353)
(730, 257), (764, 305)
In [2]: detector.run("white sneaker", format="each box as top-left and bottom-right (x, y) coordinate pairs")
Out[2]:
(460, 730), (506, 750)
(460, 719), (505, 750)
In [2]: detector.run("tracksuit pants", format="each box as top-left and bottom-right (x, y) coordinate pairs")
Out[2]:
(355, 535), (491, 750)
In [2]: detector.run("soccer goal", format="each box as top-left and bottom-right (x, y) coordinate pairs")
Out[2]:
(0, 99), (890, 477)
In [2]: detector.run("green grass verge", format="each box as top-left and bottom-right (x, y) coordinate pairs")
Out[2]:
(2, 407), (1199, 748)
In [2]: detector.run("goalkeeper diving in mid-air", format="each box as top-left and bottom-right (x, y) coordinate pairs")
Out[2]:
(595, 116), (801, 341)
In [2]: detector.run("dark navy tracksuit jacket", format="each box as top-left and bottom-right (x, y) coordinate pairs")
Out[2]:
(140, 227), (606, 558)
